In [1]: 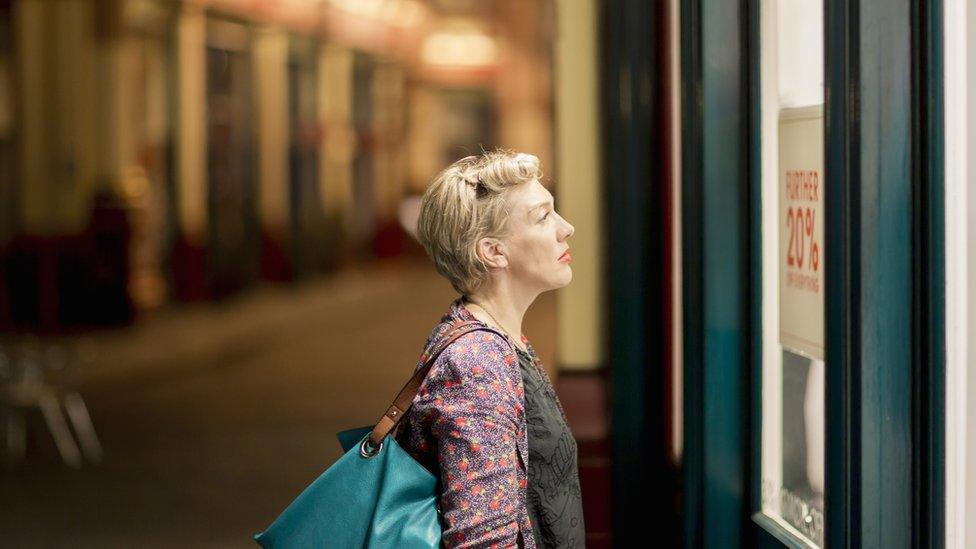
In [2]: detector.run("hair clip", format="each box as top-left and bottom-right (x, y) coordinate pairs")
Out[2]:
(461, 174), (488, 197)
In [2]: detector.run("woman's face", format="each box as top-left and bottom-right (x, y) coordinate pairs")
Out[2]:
(501, 178), (575, 292)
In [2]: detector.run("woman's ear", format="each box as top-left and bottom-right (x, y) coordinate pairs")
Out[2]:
(475, 237), (509, 269)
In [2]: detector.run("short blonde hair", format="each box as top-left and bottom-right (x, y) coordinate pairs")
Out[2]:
(417, 150), (542, 296)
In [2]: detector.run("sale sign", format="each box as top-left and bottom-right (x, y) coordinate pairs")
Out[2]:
(778, 106), (825, 361)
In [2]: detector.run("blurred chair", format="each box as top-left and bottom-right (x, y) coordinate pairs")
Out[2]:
(0, 200), (130, 468)
(0, 336), (103, 469)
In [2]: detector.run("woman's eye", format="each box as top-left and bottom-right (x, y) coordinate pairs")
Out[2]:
(541, 211), (551, 221)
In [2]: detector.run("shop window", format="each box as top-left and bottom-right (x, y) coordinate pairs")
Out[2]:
(759, 1), (825, 546)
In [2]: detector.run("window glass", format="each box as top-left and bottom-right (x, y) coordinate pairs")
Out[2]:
(760, 1), (825, 547)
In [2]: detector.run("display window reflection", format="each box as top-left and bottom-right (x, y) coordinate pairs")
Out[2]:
(762, 350), (825, 546)
(759, 1), (825, 547)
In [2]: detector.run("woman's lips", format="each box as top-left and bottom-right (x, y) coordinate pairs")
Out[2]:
(558, 251), (572, 263)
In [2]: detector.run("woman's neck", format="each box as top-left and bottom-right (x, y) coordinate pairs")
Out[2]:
(463, 287), (535, 350)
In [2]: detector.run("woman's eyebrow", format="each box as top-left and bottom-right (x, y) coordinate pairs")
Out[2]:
(528, 200), (554, 215)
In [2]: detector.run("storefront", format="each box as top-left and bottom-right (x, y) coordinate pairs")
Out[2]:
(684, 0), (944, 546)
(604, 0), (946, 546)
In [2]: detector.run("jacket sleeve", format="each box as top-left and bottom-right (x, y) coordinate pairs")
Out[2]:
(423, 331), (526, 548)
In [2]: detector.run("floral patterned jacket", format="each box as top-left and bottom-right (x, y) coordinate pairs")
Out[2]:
(395, 299), (536, 548)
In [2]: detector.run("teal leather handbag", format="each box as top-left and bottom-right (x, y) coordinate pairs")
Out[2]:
(254, 321), (494, 548)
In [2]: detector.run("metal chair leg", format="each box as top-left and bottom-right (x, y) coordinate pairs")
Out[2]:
(5, 410), (25, 465)
(38, 393), (81, 468)
(63, 392), (102, 463)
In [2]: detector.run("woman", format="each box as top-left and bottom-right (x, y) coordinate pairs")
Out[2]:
(396, 151), (584, 548)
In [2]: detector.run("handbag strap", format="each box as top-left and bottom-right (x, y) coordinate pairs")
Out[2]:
(367, 320), (509, 448)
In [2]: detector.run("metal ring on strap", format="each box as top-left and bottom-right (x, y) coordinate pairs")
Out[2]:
(359, 437), (383, 459)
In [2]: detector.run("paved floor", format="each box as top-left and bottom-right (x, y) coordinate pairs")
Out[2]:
(0, 259), (562, 547)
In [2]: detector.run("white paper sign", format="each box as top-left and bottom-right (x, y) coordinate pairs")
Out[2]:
(778, 105), (825, 361)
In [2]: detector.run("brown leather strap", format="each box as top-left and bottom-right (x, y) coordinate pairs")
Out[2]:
(368, 320), (508, 447)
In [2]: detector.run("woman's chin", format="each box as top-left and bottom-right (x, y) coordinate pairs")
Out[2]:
(555, 266), (573, 287)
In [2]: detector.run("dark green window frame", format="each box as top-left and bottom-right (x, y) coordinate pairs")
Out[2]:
(680, 0), (945, 547)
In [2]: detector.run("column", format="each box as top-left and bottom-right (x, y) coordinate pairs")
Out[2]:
(554, 0), (603, 372)
(252, 25), (291, 280)
(318, 43), (355, 263)
(171, 4), (208, 299)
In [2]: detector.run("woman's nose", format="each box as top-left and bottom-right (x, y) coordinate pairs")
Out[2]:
(561, 217), (575, 240)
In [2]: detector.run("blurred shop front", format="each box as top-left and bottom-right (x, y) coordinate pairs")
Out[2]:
(0, 0), (556, 328)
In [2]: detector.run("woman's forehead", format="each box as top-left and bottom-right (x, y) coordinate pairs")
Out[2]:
(511, 179), (553, 211)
